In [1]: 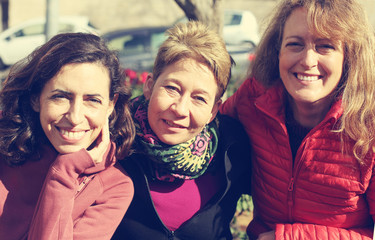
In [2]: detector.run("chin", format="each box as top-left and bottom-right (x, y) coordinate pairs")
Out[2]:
(54, 145), (87, 154)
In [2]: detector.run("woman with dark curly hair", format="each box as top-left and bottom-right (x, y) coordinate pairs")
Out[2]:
(0, 32), (135, 240)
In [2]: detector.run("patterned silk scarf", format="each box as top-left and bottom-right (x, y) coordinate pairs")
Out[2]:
(130, 95), (219, 182)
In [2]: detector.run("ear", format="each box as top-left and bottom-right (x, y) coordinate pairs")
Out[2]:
(107, 93), (118, 118)
(208, 99), (222, 123)
(31, 96), (40, 112)
(143, 74), (154, 100)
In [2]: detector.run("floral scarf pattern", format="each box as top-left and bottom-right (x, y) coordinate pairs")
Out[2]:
(130, 95), (218, 182)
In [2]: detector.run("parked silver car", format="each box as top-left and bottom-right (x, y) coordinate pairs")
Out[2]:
(102, 26), (169, 73)
(0, 16), (98, 70)
(102, 25), (255, 79)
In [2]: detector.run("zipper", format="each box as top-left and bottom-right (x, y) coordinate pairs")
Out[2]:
(75, 175), (95, 197)
(168, 231), (175, 240)
(256, 100), (298, 222)
(287, 138), (310, 222)
(287, 177), (294, 221)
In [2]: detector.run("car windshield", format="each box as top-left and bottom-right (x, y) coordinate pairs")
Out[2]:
(150, 32), (167, 52)
(106, 30), (167, 57)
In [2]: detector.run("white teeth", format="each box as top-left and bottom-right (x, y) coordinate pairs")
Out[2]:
(165, 120), (183, 128)
(60, 129), (85, 139)
(296, 74), (319, 81)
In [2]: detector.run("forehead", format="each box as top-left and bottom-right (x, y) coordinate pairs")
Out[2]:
(43, 63), (111, 95)
(283, 7), (342, 42)
(156, 58), (218, 94)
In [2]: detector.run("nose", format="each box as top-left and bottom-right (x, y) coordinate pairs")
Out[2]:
(66, 100), (84, 125)
(170, 96), (189, 117)
(300, 48), (318, 69)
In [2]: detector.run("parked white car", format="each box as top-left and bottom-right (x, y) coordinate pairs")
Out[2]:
(223, 9), (260, 46)
(175, 9), (260, 47)
(0, 16), (99, 69)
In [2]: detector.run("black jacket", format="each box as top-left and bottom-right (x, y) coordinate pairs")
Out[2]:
(112, 115), (252, 240)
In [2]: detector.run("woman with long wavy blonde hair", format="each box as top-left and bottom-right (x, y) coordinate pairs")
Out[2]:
(221, 0), (375, 239)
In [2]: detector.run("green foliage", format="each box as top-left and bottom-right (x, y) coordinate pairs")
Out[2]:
(130, 83), (144, 99)
(230, 194), (253, 240)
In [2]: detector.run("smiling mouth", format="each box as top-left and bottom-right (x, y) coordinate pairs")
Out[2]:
(164, 120), (185, 128)
(295, 73), (321, 82)
(57, 127), (86, 140)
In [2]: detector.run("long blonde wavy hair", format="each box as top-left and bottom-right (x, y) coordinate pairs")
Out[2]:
(250, 0), (375, 164)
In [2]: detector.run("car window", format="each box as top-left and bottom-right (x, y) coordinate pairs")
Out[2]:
(150, 31), (167, 52)
(106, 35), (130, 52)
(123, 34), (148, 55)
(224, 13), (242, 26)
(107, 32), (150, 57)
(13, 23), (44, 38)
(58, 23), (75, 33)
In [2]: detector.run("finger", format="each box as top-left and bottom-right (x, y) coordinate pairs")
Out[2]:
(88, 118), (110, 163)
(102, 117), (110, 143)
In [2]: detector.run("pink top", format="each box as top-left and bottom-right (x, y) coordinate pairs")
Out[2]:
(0, 144), (134, 240)
(149, 172), (222, 231)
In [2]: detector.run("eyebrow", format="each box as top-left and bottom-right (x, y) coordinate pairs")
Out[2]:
(284, 35), (303, 40)
(51, 89), (104, 98)
(167, 78), (211, 95)
(284, 35), (334, 42)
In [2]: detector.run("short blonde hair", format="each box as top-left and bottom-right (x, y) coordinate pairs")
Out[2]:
(152, 21), (233, 100)
(251, 0), (375, 163)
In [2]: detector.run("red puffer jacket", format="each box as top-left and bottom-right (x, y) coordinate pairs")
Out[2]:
(220, 77), (375, 240)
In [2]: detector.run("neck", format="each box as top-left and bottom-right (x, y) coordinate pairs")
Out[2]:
(287, 95), (334, 128)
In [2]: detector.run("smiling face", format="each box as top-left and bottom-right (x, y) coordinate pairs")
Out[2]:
(143, 58), (220, 145)
(278, 7), (344, 106)
(33, 62), (115, 154)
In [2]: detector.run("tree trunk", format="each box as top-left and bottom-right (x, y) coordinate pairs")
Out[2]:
(174, 0), (224, 36)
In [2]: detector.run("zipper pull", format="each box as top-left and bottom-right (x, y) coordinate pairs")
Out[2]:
(288, 177), (294, 191)
(77, 176), (88, 193)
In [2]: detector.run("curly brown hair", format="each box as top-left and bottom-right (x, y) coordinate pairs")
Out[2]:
(0, 32), (135, 166)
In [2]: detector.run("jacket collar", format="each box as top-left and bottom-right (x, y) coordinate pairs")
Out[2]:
(254, 81), (343, 127)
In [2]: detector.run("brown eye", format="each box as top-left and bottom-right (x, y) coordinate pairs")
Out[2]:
(194, 96), (207, 104)
(89, 98), (102, 104)
(285, 42), (304, 52)
(316, 44), (335, 54)
(50, 94), (68, 101)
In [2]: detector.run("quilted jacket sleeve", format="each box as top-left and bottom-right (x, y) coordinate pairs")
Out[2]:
(220, 77), (245, 118)
(27, 146), (134, 240)
(275, 223), (373, 239)
(220, 77), (264, 118)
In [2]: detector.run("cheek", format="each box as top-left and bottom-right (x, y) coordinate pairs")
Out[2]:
(87, 112), (107, 129)
(278, 53), (292, 72)
(326, 58), (344, 76)
(191, 108), (212, 128)
(149, 95), (167, 114)
(39, 104), (63, 124)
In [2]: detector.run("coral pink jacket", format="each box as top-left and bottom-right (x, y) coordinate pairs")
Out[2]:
(220, 77), (375, 240)
(0, 143), (133, 240)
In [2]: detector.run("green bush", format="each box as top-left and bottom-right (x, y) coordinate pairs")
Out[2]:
(230, 194), (253, 240)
